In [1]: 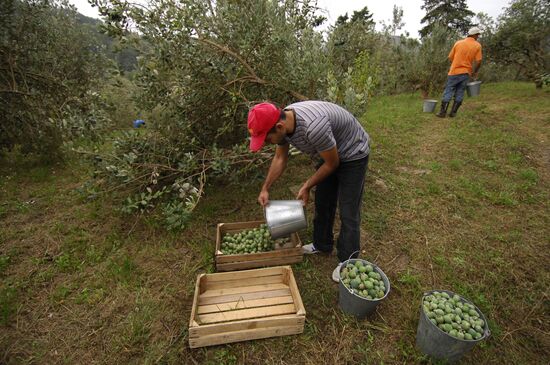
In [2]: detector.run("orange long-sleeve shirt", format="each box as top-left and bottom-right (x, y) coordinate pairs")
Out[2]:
(448, 37), (482, 76)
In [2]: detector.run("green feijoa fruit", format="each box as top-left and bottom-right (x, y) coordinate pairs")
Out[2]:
(474, 325), (483, 333)
(365, 281), (374, 289)
(478, 319), (485, 327)
(360, 273), (368, 281)
(474, 332), (482, 340)
(427, 311), (436, 319)
(368, 271), (378, 279)
(438, 323), (446, 331)
(449, 329), (458, 337)
(425, 295), (435, 302)
(365, 265), (373, 272)
(430, 302), (438, 310)
(452, 322), (460, 330)
(438, 302), (446, 310)
(443, 315), (453, 324)
(436, 316), (444, 324)
(343, 278), (350, 285)
(350, 278), (361, 289)
(461, 322), (471, 331)
(441, 292), (450, 299)
(434, 309), (445, 316)
(346, 264), (354, 270)
(349, 270), (357, 279)
(453, 294), (461, 302)
(355, 261), (363, 268)
(377, 290), (385, 298)
(455, 314), (462, 322)
(445, 306), (453, 314)
(359, 283), (365, 290)
(468, 328), (477, 337)
(433, 291), (440, 297)
(469, 309), (478, 317)
(444, 324), (453, 332)
(430, 318), (437, 326)
(368, 289), (377, 297)
(464, 333), (473, 340)
(455, 307), (463, 316)
(359, 265), (367, 273)
(457, 331), (465, 340)
(367, 295), (374, 301)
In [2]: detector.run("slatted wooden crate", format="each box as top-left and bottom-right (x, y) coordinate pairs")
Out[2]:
(188, 266), (306, 348)
(215, 220), (303, 272)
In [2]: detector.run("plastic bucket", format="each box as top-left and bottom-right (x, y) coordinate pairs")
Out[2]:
(264, 200), (307, 239)
(423, 99), (438, 113)
(338, 259), (391, 319)
(466, 81), (482, 97)
(416, 289), (491, 363)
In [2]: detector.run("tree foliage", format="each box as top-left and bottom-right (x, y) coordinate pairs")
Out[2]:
(0, 0), (109, 156)
(84, 0), (329, 228)
(488, 0), (550, 88)
(419, 0), (474, 38)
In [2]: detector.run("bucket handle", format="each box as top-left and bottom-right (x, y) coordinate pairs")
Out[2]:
(342, 250), (361, 294)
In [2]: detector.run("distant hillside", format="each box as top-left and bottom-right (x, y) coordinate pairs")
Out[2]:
(76, 12), (138, 73)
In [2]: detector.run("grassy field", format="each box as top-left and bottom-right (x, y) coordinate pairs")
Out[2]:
(1, 82), (549, 364)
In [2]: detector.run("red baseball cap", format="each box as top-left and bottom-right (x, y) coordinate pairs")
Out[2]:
(247, 102), (281, 152)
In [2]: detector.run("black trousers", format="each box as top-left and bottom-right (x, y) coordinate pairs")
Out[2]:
(313, 155), (369, 262)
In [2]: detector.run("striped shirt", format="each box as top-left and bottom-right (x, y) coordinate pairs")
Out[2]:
(283, 101), (370, 162)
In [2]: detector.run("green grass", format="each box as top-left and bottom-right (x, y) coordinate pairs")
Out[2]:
(0, 82), (549, 364)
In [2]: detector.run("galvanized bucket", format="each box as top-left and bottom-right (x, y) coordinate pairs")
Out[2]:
(416, 289), (491, 363)
(264, 200), (307, 239)
(466, 81), (482, 97)
(423, 99), (438, 113)
(338, 259), (391, 319)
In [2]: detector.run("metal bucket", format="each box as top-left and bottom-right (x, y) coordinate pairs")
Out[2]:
(416, 289), (491, 363)
(423, 99), (438, 113)
(466, 81), (482, 97)
(338, 259), (391, 319)
(264, 200), (307, 239)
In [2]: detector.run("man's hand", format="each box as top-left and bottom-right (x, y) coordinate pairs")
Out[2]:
(472, 72), (478, 80)
(258, 189), (269, 206)
(296, 183), (310, 205)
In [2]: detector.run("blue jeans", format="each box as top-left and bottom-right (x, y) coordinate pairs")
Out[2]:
(442, 73), (469, 103)
(313, 155), (369, 262)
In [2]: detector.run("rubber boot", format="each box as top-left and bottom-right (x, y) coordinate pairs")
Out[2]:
(436, 101), (449, 118)
(449, 101), (462, 117)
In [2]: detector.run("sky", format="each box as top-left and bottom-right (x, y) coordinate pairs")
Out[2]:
(69, 0), (511, 38)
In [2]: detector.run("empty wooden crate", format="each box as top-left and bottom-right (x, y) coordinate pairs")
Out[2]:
(188, 266), (306, 348)
(215, 220), (303, 272)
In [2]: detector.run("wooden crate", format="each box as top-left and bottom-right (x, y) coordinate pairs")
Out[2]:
(215, 220), (303, 272)
(188, 266), (306, 348)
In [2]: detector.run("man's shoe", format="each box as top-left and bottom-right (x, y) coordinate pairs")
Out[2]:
(449, 101), (462, 117)
(436, 101), (449, 118)
(302, 243), (319, 254)
(332, 262), (343, 283)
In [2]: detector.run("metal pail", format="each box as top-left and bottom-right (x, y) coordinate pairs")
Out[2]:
(264, 200), (307, 239)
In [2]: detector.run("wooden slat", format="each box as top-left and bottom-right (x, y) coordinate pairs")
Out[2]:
(216, 247), (302, 264)
(200, 283), (288, 299)
(205, 274), (284, 291)
(189, 314), (304, 337)
(216, 255), (303, 272)
(198, 303), (297, 324)
(189, 274), (203, 327)
(204, 266), (284, 283)
(189, 325), (304, 348)
(287, 267), (306, 316)
(197, 295), (294, 314)
(198, 288), (291, 306)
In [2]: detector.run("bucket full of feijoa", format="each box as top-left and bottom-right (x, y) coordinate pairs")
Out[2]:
(338, 259), (390, 319)
(416, 290), (491, 363)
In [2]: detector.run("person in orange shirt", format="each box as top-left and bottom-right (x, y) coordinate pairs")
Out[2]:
(436, 27), (483, 118)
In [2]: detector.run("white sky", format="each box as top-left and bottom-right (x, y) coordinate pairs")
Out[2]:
(69, 0), (511, 38)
